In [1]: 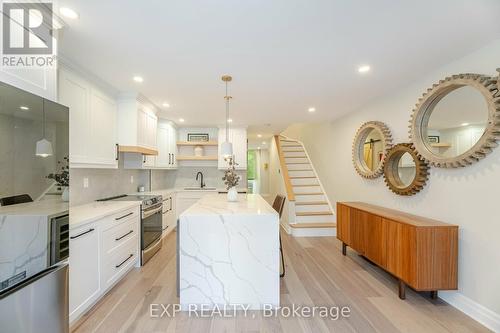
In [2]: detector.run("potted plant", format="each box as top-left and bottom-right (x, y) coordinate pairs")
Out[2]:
(222, 157), (240, 202)
(47, 156), (70, 202)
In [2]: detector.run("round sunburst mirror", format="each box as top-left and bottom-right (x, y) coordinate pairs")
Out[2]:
(409, 73), (500, 168)
(352, 121), (393, 179)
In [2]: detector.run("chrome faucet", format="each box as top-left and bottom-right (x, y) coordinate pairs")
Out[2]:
(196, 172), (205, 188)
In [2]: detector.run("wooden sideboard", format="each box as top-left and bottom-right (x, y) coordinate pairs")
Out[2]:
(337, 202), (458, 299)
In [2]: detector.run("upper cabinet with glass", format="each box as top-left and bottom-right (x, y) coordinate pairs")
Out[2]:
(410, 73), (500, 168)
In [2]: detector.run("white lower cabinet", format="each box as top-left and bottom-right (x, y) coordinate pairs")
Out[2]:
(69, 223), (100, 323)
(176, 191), (213, 219)
(161, 192), (177, 236)
(69, 206), (140, 323)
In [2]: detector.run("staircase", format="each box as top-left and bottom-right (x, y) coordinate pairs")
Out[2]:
(275, 135), (336, 237)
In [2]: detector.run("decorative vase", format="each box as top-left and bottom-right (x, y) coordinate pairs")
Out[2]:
(62, 187), (69, 202)
(227, 187), (238, 202)
(194, 145), (204, 157)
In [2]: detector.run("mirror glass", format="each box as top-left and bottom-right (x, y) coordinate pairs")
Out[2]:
(0, 82), (69, 204)
(426, 86), (488, 158)
(397, 152), (416, 187)
(363, 129), (383, 171)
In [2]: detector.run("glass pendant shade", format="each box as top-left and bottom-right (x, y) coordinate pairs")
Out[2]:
(221, 141), (233, 158)
(36, 138), (53, 157)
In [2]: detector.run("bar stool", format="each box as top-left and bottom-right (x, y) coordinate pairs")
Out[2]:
(272, 195), (286, 278)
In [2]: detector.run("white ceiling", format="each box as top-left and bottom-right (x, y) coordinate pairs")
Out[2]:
(57, 0), (500, 136)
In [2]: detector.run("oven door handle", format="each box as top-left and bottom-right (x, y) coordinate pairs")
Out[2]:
(142, 206), (163, 219)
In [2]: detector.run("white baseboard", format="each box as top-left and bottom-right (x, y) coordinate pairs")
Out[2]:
(290, 227), (336, 237)
(440, 291), (500, 332)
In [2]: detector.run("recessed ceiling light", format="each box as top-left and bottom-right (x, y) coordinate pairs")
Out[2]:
(133, 76), (144, 83)
(257, 134), (262, 138)
(461, 122), (469, 126)
(179, 118), (185, 123)
(19, 106), (29, 110)
(162, 102), (170, 108)
(258, 147), (261, 150)
(227, 118), (233, 123)
(308, 107), (316, 113)
(59, 7), (79, 19)
(358, 65), (371, 73)
(262, 141), (266, 145)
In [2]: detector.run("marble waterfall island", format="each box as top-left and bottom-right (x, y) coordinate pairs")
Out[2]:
(178, 194), (280, 310)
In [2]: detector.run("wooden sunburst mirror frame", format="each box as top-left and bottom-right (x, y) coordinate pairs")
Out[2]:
(352, 121), (393, 179)
(409, 72), (500, 168)
(383, 143), (429, 196)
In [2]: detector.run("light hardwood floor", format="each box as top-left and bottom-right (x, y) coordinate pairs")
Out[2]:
(72, 230), (490, 333)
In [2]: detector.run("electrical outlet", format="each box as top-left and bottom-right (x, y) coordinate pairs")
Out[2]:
(83, 177), (89, 188)
(130, 175), (134, 183)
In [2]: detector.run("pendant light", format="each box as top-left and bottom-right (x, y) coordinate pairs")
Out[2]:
(221, 75), (233, 158)
(36, 99), (53, 158)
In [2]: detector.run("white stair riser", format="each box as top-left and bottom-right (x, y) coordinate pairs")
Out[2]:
(291, 227), (336, 237)
(291, 178), (319, 185)
(295, 215), (334, 223)
(295, 194), (325, 202)
(287, 164), (312, 171)
(282, 147), (304, 152)
(285, 157), (308, 164)
(280, 142), (301, 147)
(295, 204), (330, 213)
(293, 186), (322, 193)
(289, 170), (315, 177)
(283, 151), (306, 157)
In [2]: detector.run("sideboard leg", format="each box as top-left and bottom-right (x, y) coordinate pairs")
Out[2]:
(398, 280), (406, 300)
(342, 242), (347, 256)
(430, 290), (438, 299)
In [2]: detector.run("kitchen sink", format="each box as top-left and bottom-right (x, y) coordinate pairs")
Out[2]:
(183, 187), (217, 191)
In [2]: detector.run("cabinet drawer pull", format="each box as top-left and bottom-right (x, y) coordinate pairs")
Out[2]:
(115, 212), (133, 221)
(115, 254), (134, 268)
(70, 228), (95, 239)
(115, 230), (133, 241)
(115, 143), (119, 161)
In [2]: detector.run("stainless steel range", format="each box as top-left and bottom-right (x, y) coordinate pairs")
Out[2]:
(97, 194), (163, 265)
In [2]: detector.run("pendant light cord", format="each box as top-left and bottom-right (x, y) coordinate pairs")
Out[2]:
(225, 81), (229, 143)
(42, 99), (46, 138)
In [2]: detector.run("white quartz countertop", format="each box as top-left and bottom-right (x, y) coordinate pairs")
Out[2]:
(181, 193), (277, 217)
(134, 187), (247, 197)
(0, 197), (68, 217)
(69, 201), (140, 229)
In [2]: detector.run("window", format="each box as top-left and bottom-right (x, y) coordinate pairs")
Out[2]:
(247, 150), (257, 180)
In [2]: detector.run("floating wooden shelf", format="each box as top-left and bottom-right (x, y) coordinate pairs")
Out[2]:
(118, 145), (158, 155)
(176, 156), (218, 161)
(430, 143), (451, 148)
(177, 141), (218, 146)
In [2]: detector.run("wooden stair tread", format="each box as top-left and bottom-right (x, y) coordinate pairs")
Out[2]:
(290, 223), (336, 229)
(290, 176), (316, 179)
(285, 156), (307, 158)
(294, 192), (324, 195)
(295, 201), (328, 205)
(292, 184), (320, 187)
(296, 211), (333, 216)
(282, 150), (304, 152)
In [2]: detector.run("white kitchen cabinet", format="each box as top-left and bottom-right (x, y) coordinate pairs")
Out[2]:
(117, 95), (158, 154)
(69, 222), (100, 323)
(69, 205), (140, 324)
(154, 120), (178, 169)
(161, 192), (176, 236)
(218, 127), (247, 170)
(176, 191), (213, 218)
(59, 67), (118, 169)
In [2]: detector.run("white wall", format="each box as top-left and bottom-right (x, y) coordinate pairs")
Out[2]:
(282, 39), (500, 330)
